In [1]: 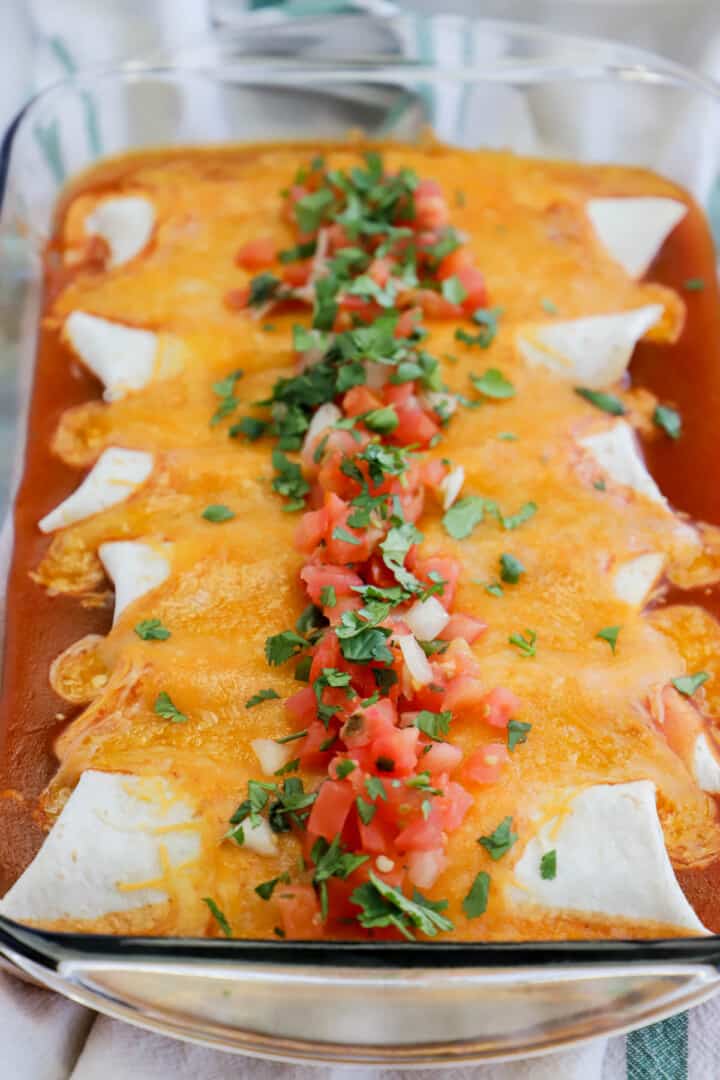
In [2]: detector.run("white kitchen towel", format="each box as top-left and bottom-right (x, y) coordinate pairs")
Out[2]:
(2, 2), (720, 1079)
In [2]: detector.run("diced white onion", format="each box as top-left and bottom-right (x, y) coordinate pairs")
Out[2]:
(242, 817), (278, 857)
(252, 738), (293, 777)
(397, 633), (433, 686)
(440, 465), (464, 511)
(376, 855), (395, 873)
(407, 849), (448, 890)
(403, 596), (450, 642)
(38, 448), (154, 533)
(302, 402), (342, 454)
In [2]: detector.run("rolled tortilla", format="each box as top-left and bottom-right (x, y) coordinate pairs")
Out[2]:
(613, 552), (666, 607)
(587, 197), (687, 279)
(516, 305), (662, 388)
(578, 421), (664, 506)
(38, 448), (153, 533)
(511, 780), (706, 933)
(84, 195), (155, 268)
(99, 540), (172, 625)
(63, 312), (158, 402)
(0, 771), (200, 923)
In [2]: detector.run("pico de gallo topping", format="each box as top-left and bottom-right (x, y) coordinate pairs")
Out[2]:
(225, 153), (526, 939)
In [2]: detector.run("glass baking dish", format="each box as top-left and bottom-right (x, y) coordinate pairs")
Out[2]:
(2, 12), (720, 1066)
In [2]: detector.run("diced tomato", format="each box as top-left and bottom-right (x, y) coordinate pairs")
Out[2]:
(301, 564), (363, 605)
(383, 382), (416, 408)
(413, 289), (462, 320)
(396, 483), (425, 524)
(422, 458), (448, 490)
(324, 223), (351, 254)
(438, 613), (487, 645)
(459, 266), (487, 313)
(443, 674), (486, 720)
(337, 294), (383, 324)
(438, 638), (482, 679)
(368, 257), (394, 288)
(324, 492), (381, 563)
(326, 595), (363, 624)
(235, 236), (276, 270)
(343, 698), (397, 749)
(436, 247), (473, 280)
(414, 181), (449, 231)
(299, 720), (336, 770)
(370, 726), (420, 778)
(481, 686), (523, 730)
(283, 261), (312, 287)
(285, 687), (317, 727)
(395, 306), (421, 338)
(413, 555), (461, 609)
(308, 779), (356, 841)
(464, 742), (510, 784)
(435, 781), (473, 831)
(294, 506), (328, 555)
(275, 883), (322, 939)
(283, 184), (308, 224)
(224, 287), (250, 311)
(407, 848), (448, 890)
(656, 685), (703, 760)
(391, 403), (439, 448)
(422, 741), (463, 776)
(343, 385), (383, 417)
(410, 679), (447, 714)
(309, 630), (341, 683)
(395, 807), (444, 851)
(358, 812), (397, 854)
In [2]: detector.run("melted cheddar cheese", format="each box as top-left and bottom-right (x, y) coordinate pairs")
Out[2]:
(9, 140), (720, 941)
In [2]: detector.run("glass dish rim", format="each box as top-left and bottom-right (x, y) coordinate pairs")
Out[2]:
(2, 15), (720, 970)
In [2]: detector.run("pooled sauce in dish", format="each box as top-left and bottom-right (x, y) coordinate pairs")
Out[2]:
(2, 141), (720, 940)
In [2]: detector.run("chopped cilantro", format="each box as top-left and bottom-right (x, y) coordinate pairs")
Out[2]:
(540, 297), (558, 315)
(596, 625), (621, 654)
(278, 240), (317, 263)
(363, 406), (399, 434)
(454, 307), (502, 349)
(509, 629), (537, 658)
(202, 897), (232, 937)
(332, 525), (362, 546)
(470, 368), (515, 400)
(255, 873), (291, 901)
(272, 449), (310, 507)
(320, 585), (337, 608)
(351, 872), (453, 940)
(356, 796), (376, 825)
(499, 501), (537, 530)
(248, 272), (281, 307)
(497, 431), (518, 441)
(335, 759), (357, 779)
(443, 495), (485, 540)
(478, 816), (518, 861)
(672, 672), (709, 696)
(365, 776), (387, 802)
(274, 729), (308, 745)
(153, 691), (188, 724)
(202, 504), (235, 523)
(294, 188), (334, 233)
(414, 709), (452, 741)
(653, 404), (682, 440)
(134, 618), (171, 641)
(246, 688), (280, 708)
(462, 871), (490, 919)
(483, 581), (504, 598)
(500, 553), (525, 584)
(540, 849), (557, 880)
(265, 630), (308, 666)
(441, 275), (467, 305)
(507, 719), (531, 751)
(230, 416), (268, 441)
(684, 277), (705, 291)
(574, 388), (625, 416)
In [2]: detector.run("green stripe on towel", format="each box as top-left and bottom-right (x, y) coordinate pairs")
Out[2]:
(627, 1013), (688, 1080)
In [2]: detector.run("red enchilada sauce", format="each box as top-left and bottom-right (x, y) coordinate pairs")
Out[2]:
(2, 143), (720, 938)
